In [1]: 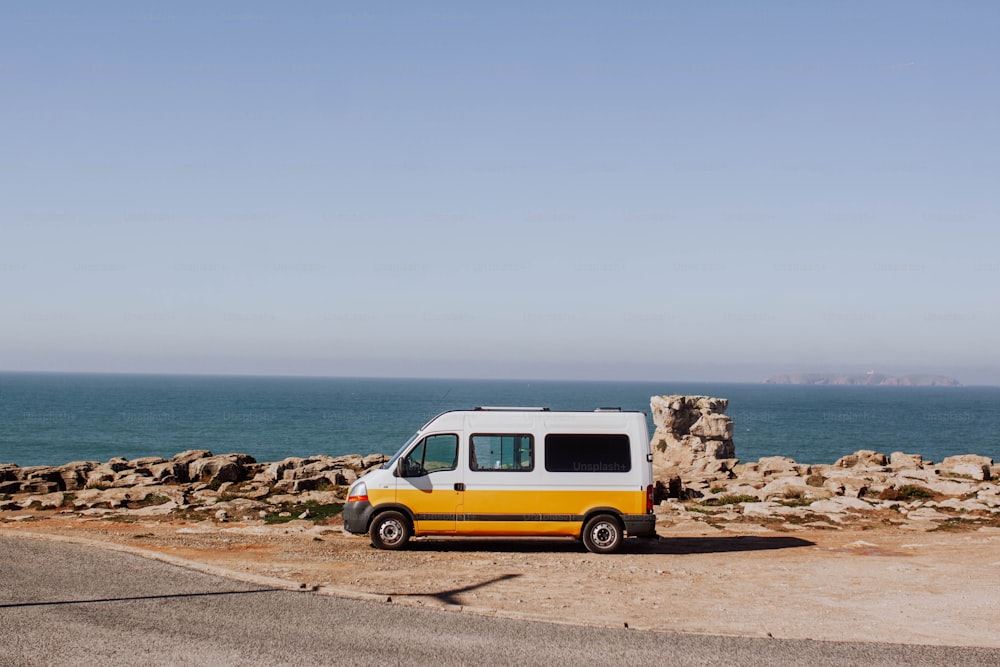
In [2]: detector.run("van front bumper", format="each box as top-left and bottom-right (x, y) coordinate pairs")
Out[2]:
(623, 513), (656, 537)
(342, 500), (375, 535)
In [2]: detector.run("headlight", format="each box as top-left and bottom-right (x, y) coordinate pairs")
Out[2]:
(347, 481), (368, 503)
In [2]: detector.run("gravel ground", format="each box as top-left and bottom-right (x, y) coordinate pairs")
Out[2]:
(2, 509), (999, 649)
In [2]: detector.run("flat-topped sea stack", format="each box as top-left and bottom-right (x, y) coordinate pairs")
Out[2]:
(763, 372), (960, 387)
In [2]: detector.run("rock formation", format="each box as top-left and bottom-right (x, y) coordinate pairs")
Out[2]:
(649, 395), (736, 499)
(649, 394), (1000, 531)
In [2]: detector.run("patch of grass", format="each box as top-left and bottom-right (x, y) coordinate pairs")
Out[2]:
(930, 517), (977, 532)
(217, 481), (260, 501)
(263, 500), (344, 525)
(132, 494), (171, 507)
(777, 488), (812, 507)
(702, 494), (759, 506)
(878, 485), (935, 501)
(61, 493), (77, 507)
(710, 486), (727, 494)
(940, 472), (976, 481)
(806, 474), (826, 487)
(169, 507), (207, 521)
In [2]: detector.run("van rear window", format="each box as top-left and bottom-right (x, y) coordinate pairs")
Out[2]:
(543, 434), (631, 473)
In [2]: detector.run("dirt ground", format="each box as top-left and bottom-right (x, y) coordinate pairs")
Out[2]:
(2, 511), (998, 648)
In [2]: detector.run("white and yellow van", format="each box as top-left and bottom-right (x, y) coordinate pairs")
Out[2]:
(343, 407), (656, 553)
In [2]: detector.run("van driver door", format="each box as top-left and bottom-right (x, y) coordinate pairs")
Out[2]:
(396, 433), (463, 533)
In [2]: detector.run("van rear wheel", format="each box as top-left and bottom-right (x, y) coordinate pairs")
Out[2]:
(370, 511), (411, 550)
(582, 514), (623, 554)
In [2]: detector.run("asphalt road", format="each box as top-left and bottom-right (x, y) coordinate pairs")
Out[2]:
(1, 535), (997, 666)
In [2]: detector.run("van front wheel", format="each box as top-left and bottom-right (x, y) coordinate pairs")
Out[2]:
(370, 511), (411, 550)
(582, 514), (623, 554)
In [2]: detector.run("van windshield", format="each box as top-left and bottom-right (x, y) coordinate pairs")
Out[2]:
(382, 432), (420, 469)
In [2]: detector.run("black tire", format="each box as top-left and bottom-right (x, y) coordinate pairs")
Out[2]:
(582, 514), (623, 554)
(369, 511), (412, 550)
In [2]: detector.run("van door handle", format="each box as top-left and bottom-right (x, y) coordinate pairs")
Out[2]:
(454, 483), (465, 491)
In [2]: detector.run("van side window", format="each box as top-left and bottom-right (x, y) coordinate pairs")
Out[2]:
(402, 434), (458, 476)
(544, 434), (631, 473)
(470, 434), (534, 471)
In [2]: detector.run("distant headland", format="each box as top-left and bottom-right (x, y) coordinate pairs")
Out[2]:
(762, 372), (961, 387)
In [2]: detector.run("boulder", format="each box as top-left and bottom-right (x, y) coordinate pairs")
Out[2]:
(889, 452), (924, 471)
(104, 457), (132, 473)
(819, 473), (874, 499)
(758, 475), (829, 501)
(757, 456), (808, 477)
(85, 467), (117, 489)
(171, 450), (213, 466)
(18, 480), (60, 495)
(835, 450), (888, 469)
(126, 500), (179, 517)
(127, 456), (168, 472)
(741, 501), (810, 519)
(939, 455), (993, 481)
(21, 492), (66, 509)
(148, 460), (186, 483)
(112, 472), (162, 488)
(0, 464), (19, 483)
(188, 454), (255, 486)
(808, 496), (875, 514)
(55, 462), (97, 491)
(18, 466), (64, 486)
(274, 474), (343, 494)
(361, 454), (390, 471)
(0, 480), (21, 495)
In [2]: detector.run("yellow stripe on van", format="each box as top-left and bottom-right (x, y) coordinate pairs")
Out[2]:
(463, 488), (644, 516)
(402, 488), (645, 537)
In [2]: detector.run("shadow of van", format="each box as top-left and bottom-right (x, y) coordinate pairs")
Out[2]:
(400, 534), (814, 555)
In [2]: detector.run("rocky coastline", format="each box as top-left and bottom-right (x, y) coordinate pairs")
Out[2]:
(2, 394), (998, 532)
(0, 451), (388, 522)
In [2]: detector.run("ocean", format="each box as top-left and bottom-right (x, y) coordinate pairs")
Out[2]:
(1, 373), (998, 468)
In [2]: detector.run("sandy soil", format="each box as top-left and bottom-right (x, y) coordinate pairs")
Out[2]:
(3, 511), (998, 649)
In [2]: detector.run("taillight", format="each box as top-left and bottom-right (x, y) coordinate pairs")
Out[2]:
(645, 484), (654, 513)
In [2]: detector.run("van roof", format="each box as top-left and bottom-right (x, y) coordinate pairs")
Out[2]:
(473, 406), (634, 413)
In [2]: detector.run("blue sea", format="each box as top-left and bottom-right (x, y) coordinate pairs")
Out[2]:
(1, 373), (998, 468)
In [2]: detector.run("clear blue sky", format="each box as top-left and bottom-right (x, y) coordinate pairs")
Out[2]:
(3, 2), (998, 383)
